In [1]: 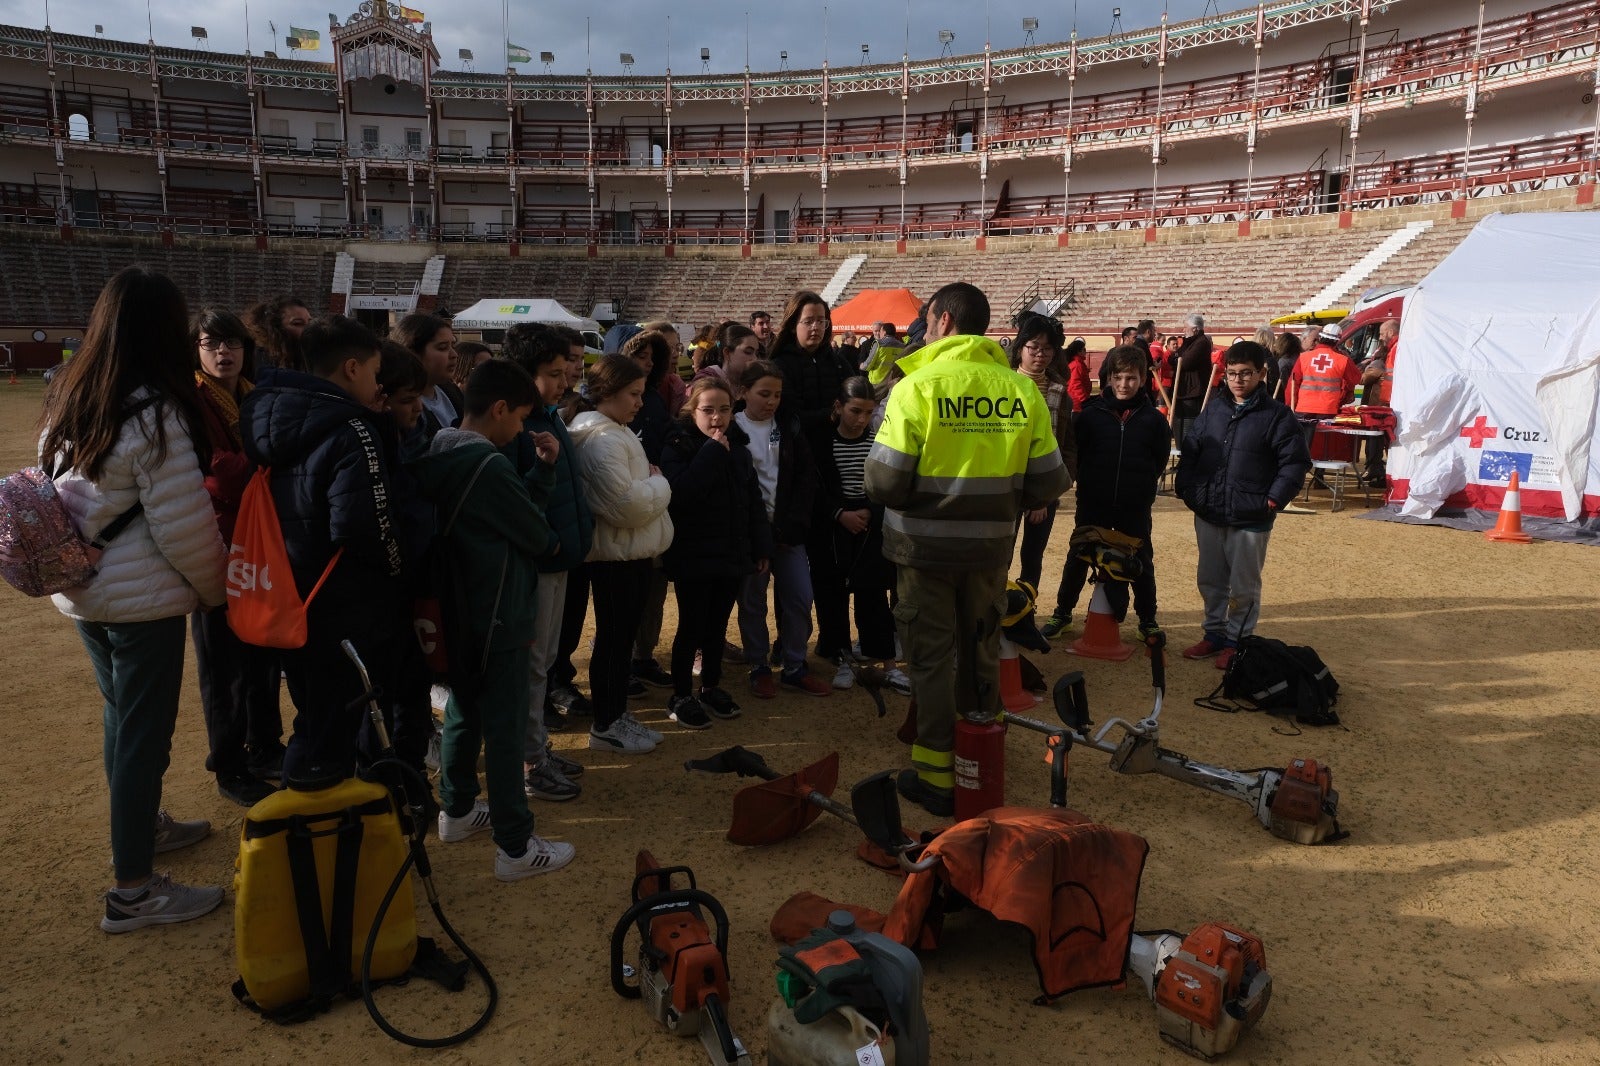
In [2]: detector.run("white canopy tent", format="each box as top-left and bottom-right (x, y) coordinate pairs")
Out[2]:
(1388, 211), (1600, 538)
(452, 298), (602, 336)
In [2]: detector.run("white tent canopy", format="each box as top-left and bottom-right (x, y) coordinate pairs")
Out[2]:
(452, 298), (601, 335)
(1390, 211), (1600, 531)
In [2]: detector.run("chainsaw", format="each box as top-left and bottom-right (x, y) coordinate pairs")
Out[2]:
(609, 851), (750, 1066)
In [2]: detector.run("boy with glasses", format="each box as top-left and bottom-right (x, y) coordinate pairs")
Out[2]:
(1174, 341), (1310, 671)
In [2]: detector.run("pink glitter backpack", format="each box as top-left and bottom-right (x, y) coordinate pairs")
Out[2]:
(0, 466), (144, 597)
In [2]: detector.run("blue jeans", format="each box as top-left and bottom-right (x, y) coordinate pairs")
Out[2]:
(739, 543), (814, 674)
(77, 616), (188, 883)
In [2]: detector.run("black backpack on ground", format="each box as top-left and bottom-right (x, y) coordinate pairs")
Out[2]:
(1195, 635), (1341, 726)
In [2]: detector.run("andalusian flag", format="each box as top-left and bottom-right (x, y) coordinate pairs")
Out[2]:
(399, 6), (425, 22)
(507, 43), (532, 64)
(287, 27), (320, 50)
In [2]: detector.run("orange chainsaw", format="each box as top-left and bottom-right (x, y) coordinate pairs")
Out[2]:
(610, 851), (750, 1066)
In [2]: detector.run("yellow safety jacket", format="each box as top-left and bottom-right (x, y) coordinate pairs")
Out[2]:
(864, 334), (1071, 569)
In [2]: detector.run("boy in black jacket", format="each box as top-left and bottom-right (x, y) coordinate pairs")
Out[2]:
(1040, 345), (1173, 640)
(240, 316), (405, 782)
(1174, 341), (1310, 671)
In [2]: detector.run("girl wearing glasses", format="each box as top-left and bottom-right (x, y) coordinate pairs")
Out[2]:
(770, 290), (857, 431)
(188, 308), (283, 808)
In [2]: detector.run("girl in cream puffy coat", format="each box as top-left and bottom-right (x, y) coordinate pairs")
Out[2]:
(566, 355), (673, 752)
(37, 267), (229, 933)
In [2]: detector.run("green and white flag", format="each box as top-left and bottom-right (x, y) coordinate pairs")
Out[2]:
(288, 26), (320, 50)
(507, 43), (531, 64)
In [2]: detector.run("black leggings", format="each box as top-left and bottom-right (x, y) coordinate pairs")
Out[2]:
(671, 575), (741, 697)
(588, 559), (651, 729)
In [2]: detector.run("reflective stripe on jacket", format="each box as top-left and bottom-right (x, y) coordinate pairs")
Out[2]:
(864, 334), (1071, 569)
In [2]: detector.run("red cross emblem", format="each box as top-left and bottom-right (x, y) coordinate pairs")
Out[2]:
(1460, 415), (1498, 448)
(1309, 352), (1334, 373)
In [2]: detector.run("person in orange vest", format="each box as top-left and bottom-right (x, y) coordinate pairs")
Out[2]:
(1287, 323), (1361, 417)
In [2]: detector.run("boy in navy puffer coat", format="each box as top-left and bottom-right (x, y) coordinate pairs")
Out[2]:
(240, 316), (407, 782)
(1174, 340), (1310, 670)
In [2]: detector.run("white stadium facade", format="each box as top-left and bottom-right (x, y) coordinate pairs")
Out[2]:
(0, 0), (1594, 355)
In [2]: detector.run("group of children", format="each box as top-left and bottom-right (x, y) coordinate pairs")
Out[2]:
(45, 264), (1307, 928)
(207, 291), (915, 888)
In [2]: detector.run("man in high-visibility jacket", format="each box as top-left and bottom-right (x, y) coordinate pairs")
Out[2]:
(864, 282), (1072, 817)
(1287, 323), (1361, 416)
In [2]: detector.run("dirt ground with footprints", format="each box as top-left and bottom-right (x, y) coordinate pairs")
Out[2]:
(1, 379), (1597, 1064)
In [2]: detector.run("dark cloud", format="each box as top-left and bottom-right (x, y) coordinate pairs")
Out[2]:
(2, 1), (1216, 74)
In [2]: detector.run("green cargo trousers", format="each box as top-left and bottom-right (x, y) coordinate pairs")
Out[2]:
(440, 644), (535, 856)
(893, 564), (1007, 793)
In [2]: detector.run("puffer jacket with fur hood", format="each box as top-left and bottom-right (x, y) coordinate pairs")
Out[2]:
(567, 409), (673, 561)
(44, 388), (227, 622)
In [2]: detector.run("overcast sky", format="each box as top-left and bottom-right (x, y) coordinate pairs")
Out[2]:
(2, 1), (1221, 75)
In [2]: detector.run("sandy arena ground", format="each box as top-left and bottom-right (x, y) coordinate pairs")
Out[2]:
(1, 378), (1597, 1065)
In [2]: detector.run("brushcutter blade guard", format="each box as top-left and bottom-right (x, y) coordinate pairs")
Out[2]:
(725, 752), (841, 847)
(849, 771), (916, 855)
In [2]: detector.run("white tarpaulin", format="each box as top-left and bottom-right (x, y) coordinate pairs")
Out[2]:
(1390, 211), (1600, 531)
(452, 298), (601, 335)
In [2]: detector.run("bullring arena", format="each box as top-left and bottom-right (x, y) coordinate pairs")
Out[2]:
(2, 0), (1600, 1062)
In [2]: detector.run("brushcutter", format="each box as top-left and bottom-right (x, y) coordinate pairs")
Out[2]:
(1012, 631), (1344, 844)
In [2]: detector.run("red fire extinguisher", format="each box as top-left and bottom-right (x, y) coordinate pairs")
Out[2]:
(954, 716), (1006, 821)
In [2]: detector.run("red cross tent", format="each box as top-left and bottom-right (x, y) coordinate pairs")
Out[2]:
(1389, 211), (1600, 540)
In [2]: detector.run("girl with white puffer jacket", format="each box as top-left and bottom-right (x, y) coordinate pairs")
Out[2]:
(38, 266), (229, 934)
(566, 354), (673, 755)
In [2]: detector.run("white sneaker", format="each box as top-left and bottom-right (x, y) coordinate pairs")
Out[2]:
(621, 712), (663, 743)
(589, 719), (657, 754)
(831, 659), (856, 691)
(884, 667), (913, 695)
(438, 798), (494, 842)
(495, 834), (576, 881)
(429, 685), (451, 713)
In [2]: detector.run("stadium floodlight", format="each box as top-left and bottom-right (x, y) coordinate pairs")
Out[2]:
(780, 50), (788, 60)
(620, 52), (635, 68)
(938, 30), (955, 44)
(328, 13), (339, 26)
(191, 26), (208, 40)
(1022, 18), (1038, 32)
(459, 48), (473, 60)
(861, 43), (870, 59)
(540, 50), (555, 62)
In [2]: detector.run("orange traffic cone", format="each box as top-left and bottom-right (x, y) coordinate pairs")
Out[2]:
(1485, 470), (1533, 543)
(1067, 582), (1136, 662)
(997, 633), (1040, 713)
(7, 369), (16, 386)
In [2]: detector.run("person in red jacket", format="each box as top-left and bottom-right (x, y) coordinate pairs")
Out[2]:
(1287, 323), (1361, 417)
(189, 307), (283, 806)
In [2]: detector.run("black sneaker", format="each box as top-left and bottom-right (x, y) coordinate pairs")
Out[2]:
(549, 684), (593, 718)
(524, 761), (581, 802)
(543, 700), (568, 733)
(632, 660), (674, 689)
(896, 768), (954, 818)
(668, 695), (712, 730)
(247, 744), (285, 782)
(627, 678), (647, 699)
(698, 686), (742, 720)
(217, 773), (275, 807)
(544, 743), (585, 779)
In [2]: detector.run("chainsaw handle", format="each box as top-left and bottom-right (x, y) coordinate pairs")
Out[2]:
(609, 888), (733, 1000)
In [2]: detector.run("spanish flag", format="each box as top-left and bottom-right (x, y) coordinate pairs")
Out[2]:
(399, 6), (425, 22)
(287, 27), (320, 50)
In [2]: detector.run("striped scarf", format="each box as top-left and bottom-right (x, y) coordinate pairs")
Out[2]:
(196, 371), (252, 447)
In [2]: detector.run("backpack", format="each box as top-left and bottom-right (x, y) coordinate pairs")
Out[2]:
(0, 467), (146, 597)
(411, 451), (497, 678)
(226, 468), (343, 649)
(1, 396), (159, 597)
(1195, 635), (1341, 726)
